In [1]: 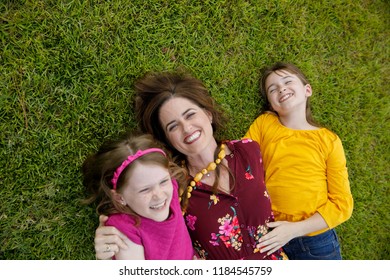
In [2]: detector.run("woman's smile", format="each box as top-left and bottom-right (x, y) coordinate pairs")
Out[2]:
(184, 130), (201, 144)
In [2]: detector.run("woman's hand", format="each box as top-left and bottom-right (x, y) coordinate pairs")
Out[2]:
(95, 215), (130, 260)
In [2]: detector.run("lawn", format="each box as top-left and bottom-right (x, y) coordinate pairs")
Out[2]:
(0, 0), (389, 260)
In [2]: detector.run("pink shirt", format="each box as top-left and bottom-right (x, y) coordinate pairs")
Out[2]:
(106, 179), (194, 260)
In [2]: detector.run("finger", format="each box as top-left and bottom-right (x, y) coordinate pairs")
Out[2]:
(99, 215), (109, 226)
(266, 221), (281, 228)
(266, 245), (282, 256)
(95, 242), (121, 260)
(105, 230), (130, 250)
(95, 225), (121, 236)
(95, 243), (120, 254)
(116, 236), (130, 250)
(259, 231), (276, 243)
(260, 243), (281, 254)
(95, 234), (128, 251)
(96, 251), (115, 260)
(258, 234), (278, 249)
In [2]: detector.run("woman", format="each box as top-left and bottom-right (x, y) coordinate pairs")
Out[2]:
(92, 71), (287, 260)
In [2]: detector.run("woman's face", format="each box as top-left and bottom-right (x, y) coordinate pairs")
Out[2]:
(119, 162), (173, 222)
(158, 97), (214, 157)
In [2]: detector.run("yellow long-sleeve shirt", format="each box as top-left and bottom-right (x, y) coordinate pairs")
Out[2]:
(245, 113), (353, 236)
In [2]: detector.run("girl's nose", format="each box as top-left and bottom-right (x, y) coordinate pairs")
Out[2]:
(152, 187), (162, 198)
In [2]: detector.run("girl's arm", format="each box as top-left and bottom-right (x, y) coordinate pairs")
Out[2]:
(258, 212), (328, 255)
(317, 136), (353, 228)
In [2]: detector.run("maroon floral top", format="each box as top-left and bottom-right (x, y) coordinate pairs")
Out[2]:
(184, 139), (287, 260)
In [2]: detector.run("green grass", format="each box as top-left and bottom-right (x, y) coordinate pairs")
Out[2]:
(1, 0), (388, 260)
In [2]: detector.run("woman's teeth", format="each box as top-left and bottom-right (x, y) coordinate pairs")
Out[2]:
(185, 131), (200, 143)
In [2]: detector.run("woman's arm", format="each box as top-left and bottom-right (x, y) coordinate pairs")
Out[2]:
(115, 238), (145, 260)
(95, 215), (130, 260)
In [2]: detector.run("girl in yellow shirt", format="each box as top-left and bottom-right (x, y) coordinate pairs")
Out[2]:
(245, 62), (353, 260)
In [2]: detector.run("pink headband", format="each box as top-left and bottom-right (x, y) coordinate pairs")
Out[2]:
(111, 148), (167, 190)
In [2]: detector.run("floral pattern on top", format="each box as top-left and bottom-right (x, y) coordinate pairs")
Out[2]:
(209, 207), (243, 251)
(245, 165), (254, 180)
(184, 139), (288, 260)
(252, 223), (270, 253)
(208, 194), (220, 209)
(193, 240), (208, 259)
(185, 215), (197, 231)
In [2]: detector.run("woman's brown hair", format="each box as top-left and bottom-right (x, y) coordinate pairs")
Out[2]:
(134, 71), (227, 157)
(134, 71), (232, 211)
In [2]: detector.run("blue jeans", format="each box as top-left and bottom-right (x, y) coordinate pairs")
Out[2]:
(283, 229), (342, 260)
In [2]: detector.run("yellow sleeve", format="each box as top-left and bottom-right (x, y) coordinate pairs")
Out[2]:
(317, 135), (354, 228)
(243, 114), (263, 143)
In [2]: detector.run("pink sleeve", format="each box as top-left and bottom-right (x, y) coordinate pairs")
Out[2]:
(105, 213), (142, 245)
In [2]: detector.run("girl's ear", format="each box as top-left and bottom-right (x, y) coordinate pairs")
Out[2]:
(305, 84), (313, 97)
(110, 189), (126, 206)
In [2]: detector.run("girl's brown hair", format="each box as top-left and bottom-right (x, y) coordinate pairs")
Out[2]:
(82, 132), (186, 223)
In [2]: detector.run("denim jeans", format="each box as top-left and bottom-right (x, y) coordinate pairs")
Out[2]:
(283, 229), (342, 260)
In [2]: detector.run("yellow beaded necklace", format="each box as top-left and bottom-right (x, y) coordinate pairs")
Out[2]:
(179, 143), (226, 214)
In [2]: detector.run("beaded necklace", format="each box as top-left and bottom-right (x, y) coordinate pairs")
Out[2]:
(179, 144), (226, 214)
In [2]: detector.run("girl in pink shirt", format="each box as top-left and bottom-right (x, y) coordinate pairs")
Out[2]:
(82, 133), (194, 260)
